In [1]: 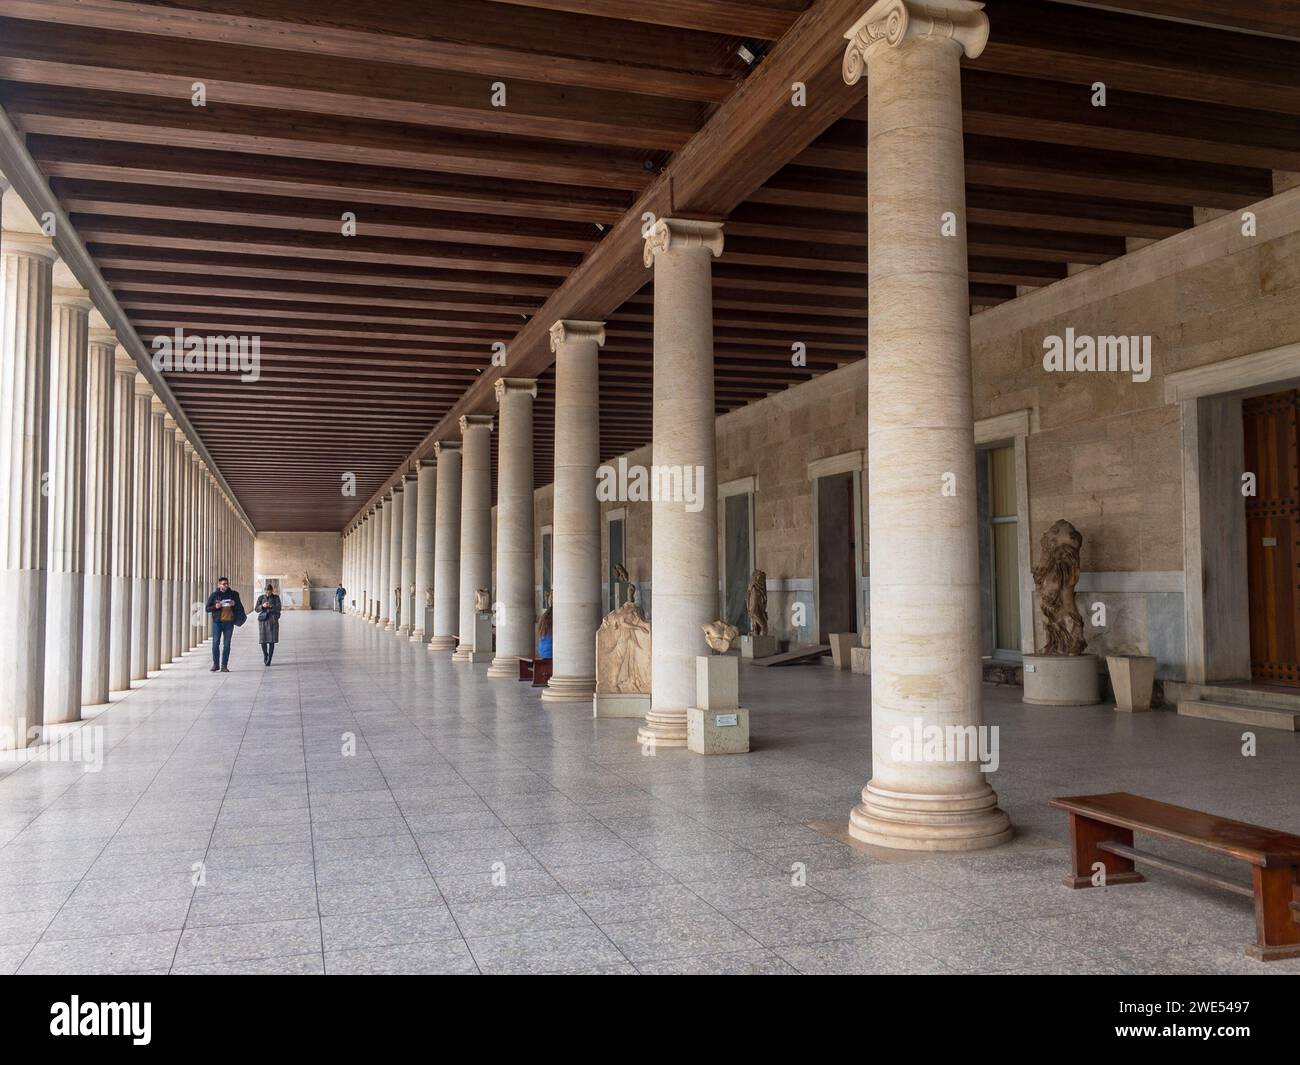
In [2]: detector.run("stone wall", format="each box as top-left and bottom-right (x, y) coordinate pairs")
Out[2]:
(253, 531), (343, 609)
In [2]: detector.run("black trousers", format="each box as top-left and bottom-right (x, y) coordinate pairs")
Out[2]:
(260, 642), (276, 663)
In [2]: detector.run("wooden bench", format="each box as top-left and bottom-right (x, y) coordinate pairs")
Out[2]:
(1050, 792), (1300, 961)
(517, 657), (552, 687)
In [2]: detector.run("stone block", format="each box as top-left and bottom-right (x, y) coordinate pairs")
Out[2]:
(1107, 654), (1156, 712)
(696, 654), (738, 711)
(740, 634), (778, 659)
(593, 692), (650, 719)
(850, 646), (871, 675)
(687, 706), (750, 755)
(828, 632), (856, 670)
(1023, 654), (1101, 707)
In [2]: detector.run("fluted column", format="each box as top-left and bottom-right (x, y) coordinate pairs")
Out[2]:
(108, 346), (135, 691)
(365, 507), (378, 620)
(637, 221), (723, 747)
(543, 321), (604, 702)
(429, 442), (461, 651)
(412, 459), (436, 641)
(187, 449), (202, 647)
(157, 414), (177, 665)
(43, 275), (92, 725)
(129, 376), (152, 681)
(489, 378), (537, 678)
(387, 483), (404, 632)
(172, 435), (190, 659)
(842, 0), (1010, 850)
(378, 494), (392, 627)
(0, 222), (55, 750)
(80, 314), (116, 705)
(453, 415), (492, 663)
(145, 396), (166, 673)
(399, 470), (417, 635)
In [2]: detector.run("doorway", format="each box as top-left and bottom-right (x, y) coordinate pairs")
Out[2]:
(720, 487), (754, 632)
(606, 512), (626, 612)
(815, 471), (857, 641)
(1243, 388), (1300, 685)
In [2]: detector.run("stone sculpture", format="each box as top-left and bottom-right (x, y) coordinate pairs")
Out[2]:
(299, 572), (310, 610)
(1032, 518), (1087, 656)
(746, 569), (768, 636)
(474, 588), (491, 613)
(595, 586), (651, 694)
(702, 619), (739, 655)
(425, 587), (434, 609)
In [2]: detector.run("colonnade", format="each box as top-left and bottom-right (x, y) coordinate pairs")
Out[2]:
(341, 0), (1009, 852)
(0, 180), (254, 752)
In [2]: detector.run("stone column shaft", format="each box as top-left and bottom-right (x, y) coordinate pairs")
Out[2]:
(399, 472), (417, 634)
(0, 228), (55, 750)
(130, 379), (152, 681)
(453, 416), (492, 662)
(489, 379), (537, 678)
(145, 398), (165, 672)
(543, 321), (604, 702)
(43, 282), (92, 725)
(80, 322), (116, 705)
(639, 221), (723, 747)
(843, 0), (1010, 850)
(429, 442), (461, 650)
(378, 496), (392, 626)
(387, 485), (404, 631)
(108, 349), (135, 691)
(413, 458), (436, 641)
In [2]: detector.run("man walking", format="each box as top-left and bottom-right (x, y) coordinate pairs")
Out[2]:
(205, 576), (246, 672)
(335, 583), (346, 613)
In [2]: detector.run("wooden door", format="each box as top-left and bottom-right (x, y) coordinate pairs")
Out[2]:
(1243, 389), (1300, 685)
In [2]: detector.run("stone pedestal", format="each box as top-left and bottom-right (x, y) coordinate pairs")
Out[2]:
(851, 646), (871, 675)
(687, 655), (749, 755)
(1106, 655), (1157, 712)
(1023, 654), (1102, 706)
(466, 610), (494, 664)
(593, 693), (650, 719)
(827, 632), (856, 670)
(740, 634), (778, 659)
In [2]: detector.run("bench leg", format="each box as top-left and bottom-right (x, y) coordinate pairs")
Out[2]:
(1063, 813), (1146, 889)
(1246, 866), (1300, 961)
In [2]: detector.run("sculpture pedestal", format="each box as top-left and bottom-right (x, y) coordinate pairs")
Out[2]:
(828, 633), (856, 670)
(593, 692), (650, 719)
(740, 634), (778, 659)
(850, 646), (871, 675)
(461, 610), (493, 664)
(1107, 655), (1157, 712)
(687, 655), (748, 755)
(1023, 654), (1101, 706)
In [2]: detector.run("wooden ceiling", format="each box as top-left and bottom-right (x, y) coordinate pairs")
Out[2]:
(3, 0), (1298, 529)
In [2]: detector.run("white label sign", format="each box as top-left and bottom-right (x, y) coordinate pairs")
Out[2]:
(1262, 537), (1277, 547)
(714, 713), (738, 727)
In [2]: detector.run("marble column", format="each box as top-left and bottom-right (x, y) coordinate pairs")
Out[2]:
(842, 0), (1010, 850)
(399, 469), (417, 635)
(412, 458), (436, 642)
(145, 397), (166, 673)
(129, 376), (152, 681)
(366, 506), (379, 620)
(378, 493), (392, 627)
(387, 485), (404, 631)
(43, 274), (92, 725)
(542, 321), (604, 702)
(172, 435), (190, 659)
(187, 448), (202, 648)
(359, 510), (372, 619)
(638, 221), (723, 747)
(80, 314), (116, 705)
(157, 414), (177, 666)
(488, 378), (537, 678)
(453, 415), (492, 663)
(429, 442), (461, 651)
(0, 222), (55, 750)
(108, 346), (135, 691)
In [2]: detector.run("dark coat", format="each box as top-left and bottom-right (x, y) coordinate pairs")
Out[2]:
(205, 588), (247, 628)
(255, 593), (282, 645)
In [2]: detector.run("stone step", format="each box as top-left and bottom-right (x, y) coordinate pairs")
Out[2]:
(1177, 699), (1300, 732)
(1196, 684), (1300, 711)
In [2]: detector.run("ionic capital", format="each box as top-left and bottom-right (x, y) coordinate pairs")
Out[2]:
(548, 319), (606, 352)
(842, 0), (988, 84)
(493, 377), (538, 403)
(433, 441), (460, 459)
(459, 413), (494, 435)
(642, 218), (724, 268)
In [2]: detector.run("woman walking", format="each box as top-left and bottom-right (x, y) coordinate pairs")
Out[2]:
(256, 582), (282, 666)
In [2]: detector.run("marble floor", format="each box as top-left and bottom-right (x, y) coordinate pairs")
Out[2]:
(1, 612), (1297, 976)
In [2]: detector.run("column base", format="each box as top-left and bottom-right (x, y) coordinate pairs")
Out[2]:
(542, 674), (596, 703)
(428, 635), (457, 651)
(636, 707), (688, 749)
(411, 629), (425, 643)
(487, 655), (519, 678)
(452, 641), (473, 662)
(397, 624), (410, 636)
(848, 781), (1013, 852)
(384, 621), (395, 632)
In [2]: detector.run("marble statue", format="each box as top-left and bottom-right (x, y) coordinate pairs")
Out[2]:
(596, 586), (651, 694)
(702, 619), (739, 655)
(298, 572), (311, 610)
(425, 587), (434, 609)
(393, 586), (401, 626)
(474, 588), (491, 613)
(746, 569), (768, 636)
(1032, 518), (1087, 656)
